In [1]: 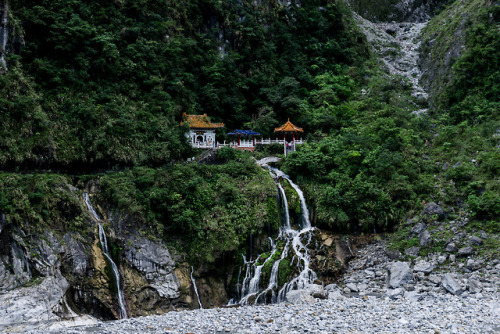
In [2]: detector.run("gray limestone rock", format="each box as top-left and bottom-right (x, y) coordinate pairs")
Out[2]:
(468, 279), (483, 294)
(286, 290), (314, 304)
(404, 246), (420, 257)
(469, 236), (483, 246)
(304, 284), (328, 299)
(346, 283), (359, 292)
(63, 233), (88, 276)
(419, 230), (432, 247)
(324, 284), (339, 293)
(0, 271), (70, 328)
(404, 290), (422, 302)
(388, 262), (414, 288)
(413, 261), (435, 274)
(445, 242), (458, 252)
(428, 274), (442, 285)
(411, 222), (427, 236)
(441, 274), (463, 295)
(0, 260), (17, 290)
(437, 255), (447, 264)
(385, 288), (404, 299)
(385, 249), (402, 260)
(458, 247), (473, 257)
(466, 259), (482, 271)
(421, 202), (445, 220)
(124, 235), (179, 298)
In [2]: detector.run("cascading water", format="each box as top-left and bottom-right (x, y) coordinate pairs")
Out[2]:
(190, 266), (203, 309)
(236, 166), (317, 305)
(83, 193), (128, 319)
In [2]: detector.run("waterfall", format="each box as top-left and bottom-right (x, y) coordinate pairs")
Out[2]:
(0, 0), (8, 71)
(190, 266), (203, 309)
(276, 182), (290, 231)
(83, 193), (128, 319)
(235, 166), (317, 305)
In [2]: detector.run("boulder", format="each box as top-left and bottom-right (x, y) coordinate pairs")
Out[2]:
(285, 284), (328, 304)
(346, 283), (359, 292)
(437, 255), (447, 264)
(441, 274), (463, 295)
(421, 202), (445, 220)
(404, 290), (422, 302)
(0, 271), (70, 328)
(404, 246), (420, 257)
(445, 242), (458, 252)
(469, 236), (483, 246)
(324, 237), (334, 247)
(468, 279), (483, 294)
(411, 223), (427, 236)
(428, 274), (442, 285)
(385, 249), (402, 260)
(466, 259), (482, 271)
(286, 290), (314, 304)
(413, 261), (435, 274)
(458, 247), (473, 257)
(328, 290), (344, 300)
(324, 284), (340, 293)
(305, 284), (328, 299)
(419, 230), (432, 247)
(388, 262), (414, 288)
(385, 288), (404, 299)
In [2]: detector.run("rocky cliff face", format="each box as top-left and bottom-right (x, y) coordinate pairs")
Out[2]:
(418, 0), (492, 107)
(347, 0), (450, 23)
(0, 184), (218, 330)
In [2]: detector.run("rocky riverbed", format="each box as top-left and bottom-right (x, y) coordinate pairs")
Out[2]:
(17, 236), (499, 334)
(24, 286), (499, 334)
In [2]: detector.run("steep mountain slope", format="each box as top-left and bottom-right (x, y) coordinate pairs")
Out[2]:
(0, 0), (498, 328)
(1, 0), (366, 170)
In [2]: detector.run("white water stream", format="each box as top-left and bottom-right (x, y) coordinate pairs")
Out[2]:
(190, 266), (203, 309)
(236, 166), (317, 305)
(83, 193), (128, 319)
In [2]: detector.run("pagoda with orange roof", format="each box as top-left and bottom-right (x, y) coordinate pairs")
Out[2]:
(274, 119), (304, 156)
(182, 113), (224, 148)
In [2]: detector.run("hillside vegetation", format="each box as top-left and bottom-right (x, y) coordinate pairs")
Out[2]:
(0, 0), (498, 263)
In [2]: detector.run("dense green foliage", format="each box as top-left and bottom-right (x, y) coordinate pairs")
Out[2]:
(444, 5), (499, 124)
(282, 0), (499, 232)
(0, 0), (498, 263)
(96, 152), (278, 263)
(281, 66), (434, 232)
(0, 152), (278, 264)
(0, 172), (89, 234)
(2, 0), (365, 169)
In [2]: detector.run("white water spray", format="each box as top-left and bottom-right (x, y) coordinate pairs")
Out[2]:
(83, 193), (128, 319)
(236, 165), (317, 305)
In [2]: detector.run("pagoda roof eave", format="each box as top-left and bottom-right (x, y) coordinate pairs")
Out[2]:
(274, 118), (304, 133)
(181, 113), (224, 129)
